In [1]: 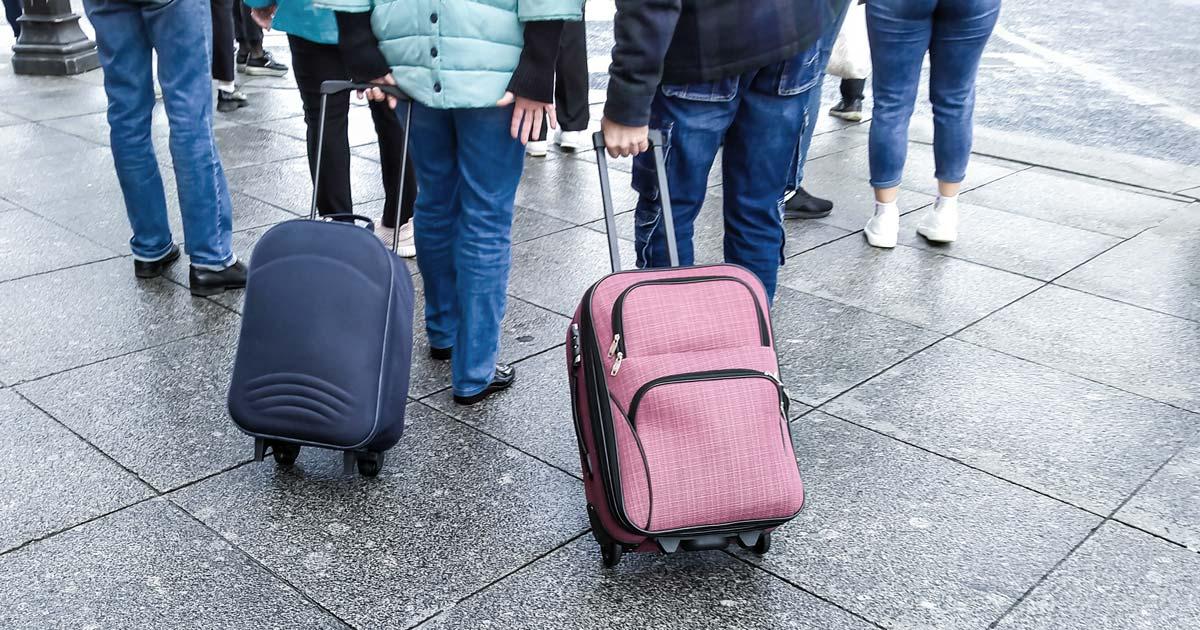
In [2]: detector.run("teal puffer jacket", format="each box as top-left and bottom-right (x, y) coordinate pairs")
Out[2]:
(314, 0), (583, 109)
(243, 0), (339, 45)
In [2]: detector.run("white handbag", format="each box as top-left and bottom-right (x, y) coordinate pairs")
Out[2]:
(826, 1), (872, 80)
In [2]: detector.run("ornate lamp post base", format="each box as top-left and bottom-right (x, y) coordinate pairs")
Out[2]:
(11, 0), (100, 76)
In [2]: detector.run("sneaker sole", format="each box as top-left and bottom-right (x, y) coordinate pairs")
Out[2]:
(829, 111), (864, 122)
(244, 67), (288, 77)
(864, 229), (897, 249)
(918, 228), (958, 243)
(190, 283), (245, 298)
(216, 102), (246, 113)
(525, 149), (548, 157)
(236, 64), (247, 73)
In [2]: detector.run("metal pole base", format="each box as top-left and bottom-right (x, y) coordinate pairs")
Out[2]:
(11, 0), (100, 76)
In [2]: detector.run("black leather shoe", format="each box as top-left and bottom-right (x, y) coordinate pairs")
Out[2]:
(430, 346), (453, 361)
(783, 187), (834, 220)
(133, 245), (180, 279)
(190, 260), (247, 297)
(829, 98), (864, 122)
(453, 364), (517, 406)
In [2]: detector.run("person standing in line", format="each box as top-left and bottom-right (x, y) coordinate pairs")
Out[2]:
(212, 0), (252, 111)
(325, 0), (582, 405)
(82, 0), (246, 296)
(246, 0), (418, 255)
(602, 0), (837, 302)
(829, 76), (867, 121)
(526, 10), (591, 157)
(235, 0), (290, 76)
(862, 0), (1001, 248)
(3, 0), (20, 38)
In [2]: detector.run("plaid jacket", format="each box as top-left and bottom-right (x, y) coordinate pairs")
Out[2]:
(606, 0), (839, 126)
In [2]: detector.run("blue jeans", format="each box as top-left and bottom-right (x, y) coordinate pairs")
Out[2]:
(407, 103), (525, 397)
(633, 46), (821, 302)
(83, 0), (235, 269)
(866, 0), (1000, 188)
(788, 0), (853, 190)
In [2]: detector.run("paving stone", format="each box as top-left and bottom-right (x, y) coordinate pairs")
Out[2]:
(508, 226), (636, 317)
(213, 125), (309, 170)
(803, 128), (869, 162)
(1058, 231), (1200, 322)
(0, 258), (235, 383)
(516, 156), (639, 225)
(962, 168), (1189, 237)
(428, 537), (877, 630)
(227, 155), (385, 213)
(0, 389), (151, 553)
(742, 412), (1098, 630)
(0, 145), (124, 206)
(803, 143), (1020, 199)
(0, 122), (101, 163)
(511, 206), (577, 244)
(958, 285), (1200, 413)
(0, 499), (342, 629)
(898, 203), (1122, 280)
(17, 327), (251, 492)
(171, 404), (588, 629)
(217, 86), (306, 124)
(0, 83), (110, 121)
(0, 209), (117, 282)
(826, 338), (1199, 513)
(994, 522), (1200, 630)
(778, 237), (1042, 334)
(1116, 437), (1200, 550)
(39, 103), (241, 147)
(0, 109), (23, 127)
(425, 348), (579, 476)
(772, 287), (942, 406)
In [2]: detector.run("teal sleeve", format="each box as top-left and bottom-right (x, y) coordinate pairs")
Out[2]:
(242, 0), (272, 8)
(517, 0), (583, 21)
(313, 0), (371, 13)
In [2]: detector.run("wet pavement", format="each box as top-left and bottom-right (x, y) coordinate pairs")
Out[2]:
(2, 12), (1199, 630)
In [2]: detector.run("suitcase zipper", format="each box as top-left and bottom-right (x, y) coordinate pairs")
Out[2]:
(607, 276), (769, 375)
(628, 369), (789, 429)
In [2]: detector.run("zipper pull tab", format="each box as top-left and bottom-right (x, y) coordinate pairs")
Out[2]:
(608, 334), (621, 358)
(610, 352), (624, 376)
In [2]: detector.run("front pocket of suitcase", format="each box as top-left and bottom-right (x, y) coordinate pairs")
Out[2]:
(617, 371), (803, 533)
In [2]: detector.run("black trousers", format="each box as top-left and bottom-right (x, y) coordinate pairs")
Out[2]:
(211, 0), (263, 82)
(234, 1), (263, 49)
(841, 78), (866, 102)
(289, 34), (415, 228)
(2, 0), (20, 38)
(540, 15), (589, 137)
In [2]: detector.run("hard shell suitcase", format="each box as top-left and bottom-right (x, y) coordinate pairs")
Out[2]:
(567, 131), (805, 567)
(228, 81), (415, 477)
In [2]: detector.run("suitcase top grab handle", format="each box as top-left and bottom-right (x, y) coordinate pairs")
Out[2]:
(311, 80), (413, 255)
(591, 130), (680, 273)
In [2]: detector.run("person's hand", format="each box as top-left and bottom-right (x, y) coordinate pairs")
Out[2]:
(361, 73), (399, 110)
(249, 6), (276, 30)
(497, 92), (555, 145)
(600, 117), (649, 158)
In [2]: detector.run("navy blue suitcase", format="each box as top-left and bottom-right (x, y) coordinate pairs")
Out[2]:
(228, 81), (415, 477)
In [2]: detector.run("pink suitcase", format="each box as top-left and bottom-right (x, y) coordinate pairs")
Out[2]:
(567, 131), (805, 567)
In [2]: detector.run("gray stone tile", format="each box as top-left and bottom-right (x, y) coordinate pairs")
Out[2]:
(1179, 185), (1200, 199)
(0, 145), (124, 206)
(0, 258), (235, 383)
(994, 523), (1200, 630)
(171, 404), (588, 629)
(779, 237), (1042, 334)
(0, 109), (23, 127)
(0, 209), (118, 282)
(508, 226), (636, 317)
(826, 338), (1199, 513)
(0, 389), (151, 553)
(516, 156), (639, 225)
(39, 102), (241, 147)
(0, 83), (110, 121)
(958, 285), (1200, 413)
(213, 124), (309, 170)
(803, 143), (1020, 199)
(217, 86), (306, 124)
(0, 499), (342, 628)
(1150, 203), (1200, 239)
(17, 327), (251, 492)
(743, 413), (1098, 630)
(429, 537), (877, 630)
(227, 155), (385, 213)
(0, 122), (101, 163)
(1058, 231), (1200, 322)
(425, 348), (579, 476)
(803, 128), (869, 162)
(1116, 437), (1200, 550)
(962, 168), (1190, 238)
(898, 203), (1122, 280)
(511, 206), (577, 244)
(772, 286), (941, 406)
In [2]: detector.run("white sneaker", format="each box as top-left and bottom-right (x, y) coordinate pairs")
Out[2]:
(526, 140), (549, 157)
(374, 221), (418, 258)
(917, 200), (959, 243)
(556, 130), (590, 152)
(864, 203), (900, 249)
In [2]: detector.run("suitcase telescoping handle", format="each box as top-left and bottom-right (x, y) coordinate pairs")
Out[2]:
(591, 130), (680, 273)
(312, 80), (414, 255)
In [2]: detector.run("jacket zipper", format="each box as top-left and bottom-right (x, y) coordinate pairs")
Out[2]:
(627, 369), (789, 429)
(606, 276), (769, 375)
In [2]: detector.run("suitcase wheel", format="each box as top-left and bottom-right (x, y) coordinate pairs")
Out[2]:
(271, 442), (301, 467)
(743, 532), (771, 555)
(600, 541), (623, 568)
(355, 451), (386, 478)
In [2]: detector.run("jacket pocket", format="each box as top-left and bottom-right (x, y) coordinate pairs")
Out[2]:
(777, 42), (823, 96)
(661, 76), (740, 103)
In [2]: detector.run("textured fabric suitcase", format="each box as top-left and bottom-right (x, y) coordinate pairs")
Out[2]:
(228, 81), (415, 477)
(567, 131), (805, 567)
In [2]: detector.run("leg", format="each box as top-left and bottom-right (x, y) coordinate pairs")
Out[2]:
(634, 83), (739, 270)
(3, 0), (20, 37)
(865, 0), (934, 195)
(234, 0), (264, 58)
(448, 105), (525, 397)
(369, 99), (411, 228)
(554, 16), (590, 132)
(83, 0), (174, 262)
(406, 103), (461, 354)
(147, 0), (235, 269)
(209, 0), (235, 83)
(928, 0), (1001, 188)
(789, 0), (853, 192)
(723, 60), (812, 301)
(289, 34), (353, 217)
(841, 78), (866, 102)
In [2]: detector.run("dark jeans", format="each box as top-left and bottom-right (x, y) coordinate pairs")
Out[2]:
(787, 0), (852, 191)
(866, 0), (1000, 188)
(289, 34), (415, 227)
(3, 0), (20, 37)
(540, 14), (589, 136)
(633, 44), (822, 301)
